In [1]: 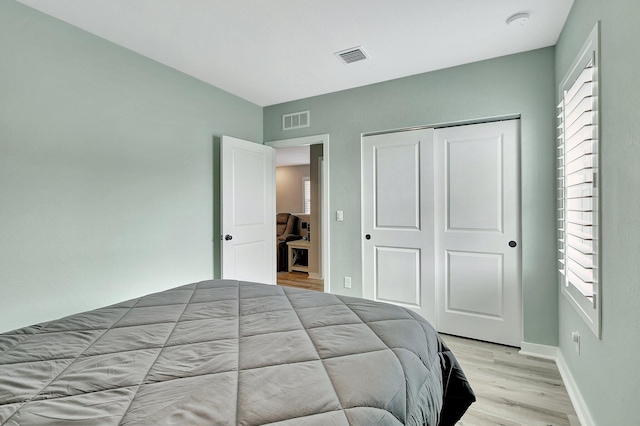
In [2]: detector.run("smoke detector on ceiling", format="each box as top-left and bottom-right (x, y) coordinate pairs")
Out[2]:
(335, 46), (369, 64)
(507, 12), (530, 28)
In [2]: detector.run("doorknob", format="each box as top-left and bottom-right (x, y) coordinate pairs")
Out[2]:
(365, 234), (371, 240)
(508, 240), (517, 248)
(225, 234), (233, 241)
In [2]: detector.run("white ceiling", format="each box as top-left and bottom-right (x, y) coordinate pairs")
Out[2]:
(17, 0), (574, 107)
(275, 146), (310, 167)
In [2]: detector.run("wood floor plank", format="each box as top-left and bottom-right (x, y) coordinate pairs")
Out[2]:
(441, 334), (580, 426)
(277, 271), (324, 292)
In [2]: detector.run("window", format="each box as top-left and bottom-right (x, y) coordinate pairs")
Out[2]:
(557, 22), (600, 337)
(303, 177), (311, 214)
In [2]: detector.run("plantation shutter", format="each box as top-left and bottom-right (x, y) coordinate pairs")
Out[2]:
(303, 177), (311, 214)
(557, 55), (598, 303)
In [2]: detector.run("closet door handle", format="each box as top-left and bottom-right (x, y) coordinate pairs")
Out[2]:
(225, 234), (233, 241)
(508, 240), (517, 248)
(365, 234), (371, 240)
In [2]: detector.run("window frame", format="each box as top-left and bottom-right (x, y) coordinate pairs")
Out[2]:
(557, 22), (601, 338)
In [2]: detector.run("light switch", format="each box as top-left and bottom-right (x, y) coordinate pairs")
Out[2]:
(336, 210), (344, 221)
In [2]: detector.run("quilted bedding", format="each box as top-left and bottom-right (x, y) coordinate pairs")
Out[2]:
(0, 280), (474, 425)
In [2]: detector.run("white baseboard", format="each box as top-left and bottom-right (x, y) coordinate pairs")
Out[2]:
(308, 272), (322, 280)
(519, 341), (558, 360)
(556, 351), (596, 426)
(520, 342), (595, 425)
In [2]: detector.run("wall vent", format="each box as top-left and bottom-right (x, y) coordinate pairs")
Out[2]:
(335, 46), (369, 64)
(282, 110), (310, 130)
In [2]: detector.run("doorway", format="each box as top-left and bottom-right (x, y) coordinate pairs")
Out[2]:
(266, 135), (330, 293)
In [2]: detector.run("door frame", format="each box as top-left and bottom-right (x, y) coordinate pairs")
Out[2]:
(265, 134), (330, 292)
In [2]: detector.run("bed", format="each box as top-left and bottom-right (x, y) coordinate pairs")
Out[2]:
(0, 280), (474, 425)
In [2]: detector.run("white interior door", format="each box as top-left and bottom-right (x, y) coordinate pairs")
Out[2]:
(434, 120), (521, 346)
(362, 129), (436, 324)
(221, 136), (276, 285)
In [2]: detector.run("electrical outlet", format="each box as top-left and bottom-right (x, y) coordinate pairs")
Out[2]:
(344, 276), (351, 289)
(572, 331), (580, 354)
(336, 210), (344, 221)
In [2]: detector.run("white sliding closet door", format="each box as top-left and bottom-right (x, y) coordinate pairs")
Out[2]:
(434, 120), (521, 347)
(361, 120), (522, 347)
(362, 129), (436, 324)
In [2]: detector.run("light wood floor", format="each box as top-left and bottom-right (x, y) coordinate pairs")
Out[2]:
(441, 334), (580, 426)
(277, 271), (324, 292)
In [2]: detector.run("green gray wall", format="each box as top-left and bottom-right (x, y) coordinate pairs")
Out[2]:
(4, 0), (637, 420)
(0, 1), (262, 333)
(264, 48), (559, 346)
(556, 1), (640, 424)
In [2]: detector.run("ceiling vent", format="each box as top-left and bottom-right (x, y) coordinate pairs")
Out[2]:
(335, 46), (369, 64)
(282, 110), (310, 131)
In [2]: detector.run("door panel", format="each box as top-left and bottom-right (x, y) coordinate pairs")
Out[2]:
(375, 143), (420, 229)
(232, 241), (268, 283)
(435, 120), (521, 346)
(446, 251), (503, 317)
(362, 129), (435, 324)
(221, 136), (275, 285)
(376, 247), (420, 307)
(232, 149), (266, 227)
(447, 137), (503, 232)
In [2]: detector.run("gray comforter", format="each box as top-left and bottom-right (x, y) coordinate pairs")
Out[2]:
(0, 280), (474, 425)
